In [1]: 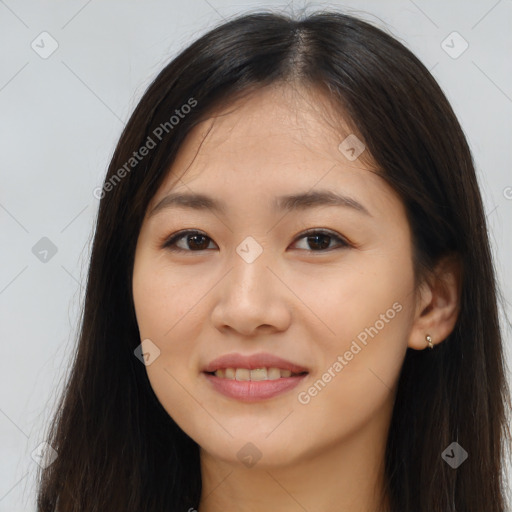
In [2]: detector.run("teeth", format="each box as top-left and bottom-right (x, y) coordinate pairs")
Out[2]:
(212, 367), (301, 380)
(267, 367), (281, 379)
(248, 368), (267, 381)
(235, 368), (250, 381)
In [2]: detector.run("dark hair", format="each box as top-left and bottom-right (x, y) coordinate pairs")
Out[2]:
(36, 9), (511, 511)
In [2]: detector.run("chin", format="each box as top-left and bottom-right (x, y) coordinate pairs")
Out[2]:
(196, 431), (309, 470)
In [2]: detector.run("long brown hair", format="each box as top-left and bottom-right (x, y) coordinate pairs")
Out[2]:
(36, 10), (511, 511)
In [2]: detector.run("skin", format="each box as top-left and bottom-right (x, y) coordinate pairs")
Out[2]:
(132, 84), (460, 512)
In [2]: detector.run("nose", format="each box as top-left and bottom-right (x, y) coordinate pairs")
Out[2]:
(210, 246), (292, 336)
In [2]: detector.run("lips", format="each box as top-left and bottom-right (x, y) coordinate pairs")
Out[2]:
(202, 352), (309, 374)
(202, 352), (309, 401)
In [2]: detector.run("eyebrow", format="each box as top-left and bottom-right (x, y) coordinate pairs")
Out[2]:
(148, 189), (371, 218)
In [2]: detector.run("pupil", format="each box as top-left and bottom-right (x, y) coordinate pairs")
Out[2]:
(189, 234), (208, 250)
(308, 234), (330, 250)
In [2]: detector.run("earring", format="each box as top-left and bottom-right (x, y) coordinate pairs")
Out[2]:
(426, 334), (434, 349)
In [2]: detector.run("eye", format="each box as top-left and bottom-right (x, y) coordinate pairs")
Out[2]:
(162, 228), (350, 253)
(162, 230), (217, 252)
(291, 229), (350, 252)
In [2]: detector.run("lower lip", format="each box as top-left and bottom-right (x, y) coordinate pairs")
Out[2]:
(203, 372), (308, 402)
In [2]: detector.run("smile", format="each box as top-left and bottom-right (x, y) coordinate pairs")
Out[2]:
(208, 367), (307, 380)
(203, 370), (308, 402)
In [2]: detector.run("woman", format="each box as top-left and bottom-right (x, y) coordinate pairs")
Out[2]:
(36, 10), (511, 512)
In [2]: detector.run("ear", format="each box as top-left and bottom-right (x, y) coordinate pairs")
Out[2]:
(408, 254), (462, 350)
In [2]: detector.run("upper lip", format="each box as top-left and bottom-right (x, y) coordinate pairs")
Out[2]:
(203, 352), (309, 374)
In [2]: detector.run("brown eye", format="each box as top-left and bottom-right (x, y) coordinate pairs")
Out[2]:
(291, 229), (350, 252)
(163, 230), (216, 251)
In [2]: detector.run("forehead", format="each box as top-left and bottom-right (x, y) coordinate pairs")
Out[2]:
(184, 85), (357, 163)
(148, 85), (401, 219)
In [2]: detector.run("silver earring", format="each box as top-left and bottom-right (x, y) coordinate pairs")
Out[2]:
(426, 334), (434, 349)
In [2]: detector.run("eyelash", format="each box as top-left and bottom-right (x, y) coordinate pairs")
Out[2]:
(161, 228), (351, 253)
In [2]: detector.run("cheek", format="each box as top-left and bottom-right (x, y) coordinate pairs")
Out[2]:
(292, 246), (415, 350)
(291, 251), (414, 423)
(291, 305), (411, 454)
(132, 255), (194, 338)
(132, 254), (211, 421)
(132, 263), (200, 367)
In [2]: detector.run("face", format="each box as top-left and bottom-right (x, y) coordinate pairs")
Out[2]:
(132, 85), (418, 468)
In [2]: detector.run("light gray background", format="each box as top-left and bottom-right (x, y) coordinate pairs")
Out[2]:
(1, 1), (511, 510)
